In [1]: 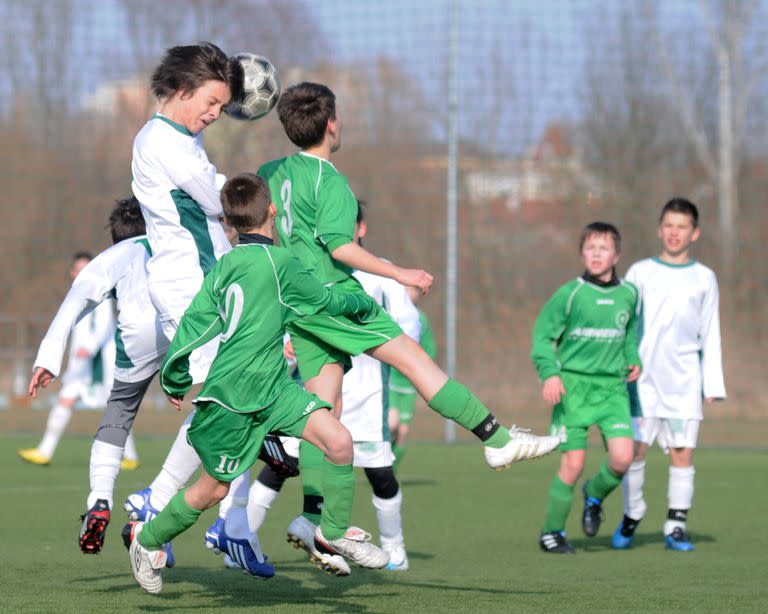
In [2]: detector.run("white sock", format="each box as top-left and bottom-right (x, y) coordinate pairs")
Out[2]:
(220, 470), (250, 522)
(247, 480), (280, 534)
(122, 430), (139, 462)
(372, 489), (405, 548)
(87, 440), (123, 508)
(664, 465), (695, 535)
(149, 412), (201, 510)
(37, 404), (72, 458)
(622, 459), (647, 521)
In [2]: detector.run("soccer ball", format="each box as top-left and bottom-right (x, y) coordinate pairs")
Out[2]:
(225, 53), (280, 121)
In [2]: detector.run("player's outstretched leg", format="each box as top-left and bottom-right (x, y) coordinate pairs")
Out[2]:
(368, 336), (561, 470)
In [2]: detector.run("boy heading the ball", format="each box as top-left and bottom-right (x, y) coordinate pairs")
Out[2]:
(123, 174), (388, 595)
(532, 222), (641, 554)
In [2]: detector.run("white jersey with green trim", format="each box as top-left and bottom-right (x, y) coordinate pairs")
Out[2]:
(34, 236), (166, 384)
(626, 257), (726, 419)
(132, 113), (231, 322)
(339, 269), (420, 442)
(59, 299), (116, 390)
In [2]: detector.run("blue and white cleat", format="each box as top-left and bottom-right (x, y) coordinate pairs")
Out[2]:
(124, 487), (176, 567)
(665, 527), (695, 551)
(204, 517), (275, 579)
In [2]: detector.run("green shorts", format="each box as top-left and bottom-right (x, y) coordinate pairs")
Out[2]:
(289, 303), (403, 382)
(187, 382), (330, 482)
(549, 372), (633, 451)
(389, 388), (417, 424)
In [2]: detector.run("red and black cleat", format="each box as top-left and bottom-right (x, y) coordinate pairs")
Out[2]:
(259, 434), (300, 478)
(79, 499), (110, 554)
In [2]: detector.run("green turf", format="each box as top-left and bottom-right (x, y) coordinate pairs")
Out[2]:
(1, 436), (766, 613)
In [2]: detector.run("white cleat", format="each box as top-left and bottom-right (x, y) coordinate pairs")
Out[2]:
(123, 521), (167, 595)
(314, 526), (389, 569)
(382, 543), (409, 571)
(286, 515), (351, 577)
(484, 425), (561, 471)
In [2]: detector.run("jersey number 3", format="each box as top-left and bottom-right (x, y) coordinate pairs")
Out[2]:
(280, 179), (293, 237)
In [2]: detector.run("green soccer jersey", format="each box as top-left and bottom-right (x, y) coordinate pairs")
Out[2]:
(159, 239), (376, 412)
(390, 310), (436, 393)
(257, 152), (357, 287)
(530, 277), (641, 381)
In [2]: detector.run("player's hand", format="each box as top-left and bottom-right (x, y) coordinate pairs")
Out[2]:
(394, 267), (433, 295)
(167, 395), (184, 411)
(542, 375), (565, 405)
(28, 367), (54, 398)
(75, 347), (90, 359)
(626, 364), (641, 383)
(283, 340), (295, 361)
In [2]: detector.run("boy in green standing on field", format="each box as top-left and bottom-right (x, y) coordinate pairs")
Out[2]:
(122, 173), (388, 595)
(532, 222), (641, 553)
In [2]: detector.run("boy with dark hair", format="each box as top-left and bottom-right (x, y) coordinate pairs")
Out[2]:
(257, 83), (560, 569)
(123, 173), (388, 595)
(613, 198), (725, 551)
(27, 197), (160, 554)
(532, 222), (641, 554)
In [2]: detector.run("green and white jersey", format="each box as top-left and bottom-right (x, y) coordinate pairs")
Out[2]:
(33, 236), (165, 384)
(530, 276), (641, 381)
(132, 114), (231, 322)
(160, 238), (377, 413)
(257, 152), (357, 287)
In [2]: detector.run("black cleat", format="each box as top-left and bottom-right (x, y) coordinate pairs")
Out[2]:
(539, 531), (575, 554)
(581, 482), (603, 537)
(79, 499), (110, 554)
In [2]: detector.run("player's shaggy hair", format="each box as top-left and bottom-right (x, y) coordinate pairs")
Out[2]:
(579, 221), (622, 253)
(277, 82), (336, 149)
(150, 42), (243, 102)
(107, 196), (145, 244)
(221, 173), (272, 232)
(660, 197), (699, 228)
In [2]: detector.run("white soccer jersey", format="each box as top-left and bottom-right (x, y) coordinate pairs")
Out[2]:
(340, 270), (421, 442)
(34, 236), (166, 384)
(626, 257), (726, 420)
(132, 113), (231, 322)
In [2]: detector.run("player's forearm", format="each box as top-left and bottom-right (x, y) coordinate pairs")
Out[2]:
(324, 289), (376, 319)
(331, 242), (400, 280)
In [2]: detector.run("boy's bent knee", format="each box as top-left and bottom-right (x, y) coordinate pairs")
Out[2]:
(324, 428), (353, 465)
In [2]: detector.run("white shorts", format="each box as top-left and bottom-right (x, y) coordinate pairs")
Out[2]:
(352, 441), (394, 469)
(632, 417), (700, 450)
(160, 317), (219, 385)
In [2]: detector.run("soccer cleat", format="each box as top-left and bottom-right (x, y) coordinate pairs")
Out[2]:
(17, 448), (51, 466)
(581, 482), (603, 537)
(611, 515), (640, 549)
(539, 531), (576, 554)
(120, 458), (140, 471)
(122, 521), (167, 595)
(79, 499), (110, 554)
(286, 515), (351, 577)
(124, 487), (175, 568)
(665, 527), (695, 551)
(314, 526), (389, 569)
(484, 426), (561, 470)
(204, 517), (275, 579)
(259, 434), (300, 478)
(382, 543), (409, 571)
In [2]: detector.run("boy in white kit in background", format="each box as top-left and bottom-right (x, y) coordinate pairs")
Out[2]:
(613, 198), (726, 551)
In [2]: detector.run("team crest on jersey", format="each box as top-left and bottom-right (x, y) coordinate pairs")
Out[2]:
(615, 311), (630, 327)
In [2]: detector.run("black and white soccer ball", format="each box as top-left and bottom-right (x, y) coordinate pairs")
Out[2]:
(225, 53), (280, 121)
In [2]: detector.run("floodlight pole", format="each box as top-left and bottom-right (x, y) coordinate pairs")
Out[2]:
(444, 0), (458, 444)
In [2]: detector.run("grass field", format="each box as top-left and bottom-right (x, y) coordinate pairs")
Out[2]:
(1, 435), (765, 613)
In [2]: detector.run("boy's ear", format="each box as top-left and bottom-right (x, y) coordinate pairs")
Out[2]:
(357, 220), (368, 239)
(269, 202), (277, 219)
(691, 226), (701, 242)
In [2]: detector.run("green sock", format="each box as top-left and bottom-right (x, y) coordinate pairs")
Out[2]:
(319, 460), (355, 541)
(586, 460), (623, 501)
(428, 379), (510, 447)
(299, 440), (325, 525)
(392, 443), (406, 470)
(138, 489), (203, 549)
(542, 475), (575, 533)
